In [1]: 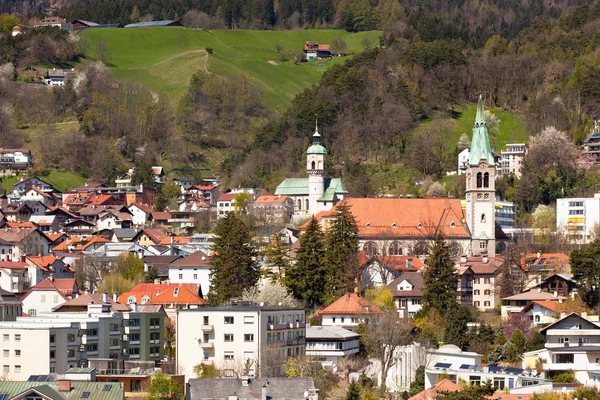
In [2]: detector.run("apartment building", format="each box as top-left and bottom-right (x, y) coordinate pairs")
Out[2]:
(0, 303), (164, 380)
(523, 312), (600, 387)
(557, 194), (600, 243)
(305, 325), (360, 368)
(499, 143), (527, 178)
(177, 303), (306, 380)
(387, 271), (424, 318)
(456, 255), (504, 312)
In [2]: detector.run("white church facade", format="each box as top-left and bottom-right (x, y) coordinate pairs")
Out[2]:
(274, 125), (348, 222)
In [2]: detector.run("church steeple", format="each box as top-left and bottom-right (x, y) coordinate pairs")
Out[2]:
(469, 95), (495, 167)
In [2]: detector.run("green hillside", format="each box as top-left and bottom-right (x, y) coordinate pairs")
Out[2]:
(3, 172), (87, 192)
(79, 28), (380, 112)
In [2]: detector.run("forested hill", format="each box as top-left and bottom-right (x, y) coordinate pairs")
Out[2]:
(0, 0), (589, 45)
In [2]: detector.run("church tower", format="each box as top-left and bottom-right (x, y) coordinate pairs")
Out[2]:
(465, 96), (496, 256)
(307, 122), (326, 215)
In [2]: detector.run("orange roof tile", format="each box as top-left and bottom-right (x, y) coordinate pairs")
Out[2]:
(320, 293), (382, 316)
(52, 236), (111, 252)
(408, 379), (461, 400)
(26, 256), (62, 272)
(5, 221), (36, 229)
(531, 300), (560, 313)
(520, 253), (570, 271)
(254, 195), (289, 204)
(137, 229), (168, 244)
(52, 293), (130, 312)
(118, 287), (207, 306)
(158, 236), (193, 245)
(129, 283), (200, 295)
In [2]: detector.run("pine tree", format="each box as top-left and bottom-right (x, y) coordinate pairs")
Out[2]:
(262, 233), (289, 283)
(325, 201), (359, 299)
(286, 218), (327, 306)
(345, 380), (361, 400)
(422, 235), (458, 314)
(209, 213), (259, 305)
(130, 5), (141, 23)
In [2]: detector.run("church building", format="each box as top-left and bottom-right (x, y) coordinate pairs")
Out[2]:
(274, 125), (348, 221)
(302, 96), (501, 258)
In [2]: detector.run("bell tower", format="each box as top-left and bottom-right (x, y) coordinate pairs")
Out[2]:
(307, 121), (326, 215)
(465, 96), (496, 256)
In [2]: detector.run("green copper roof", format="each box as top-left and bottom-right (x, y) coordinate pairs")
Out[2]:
(307, 144), (327, 154)
(274, 178), (348, 199)
(0, 381), (124, 400)
(468, 95), (495, 166)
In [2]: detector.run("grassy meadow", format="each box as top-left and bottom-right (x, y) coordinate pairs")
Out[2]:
(79, 27), (380, 112)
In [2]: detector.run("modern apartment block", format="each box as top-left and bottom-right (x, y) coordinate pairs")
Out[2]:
(0, 303), (164, 380)
(177, 302), (306, 380)
(499, 143), (527, 178)
(556, 194), (600, 243)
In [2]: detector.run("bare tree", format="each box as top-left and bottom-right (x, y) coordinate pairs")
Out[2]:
(261, 344), (287, 377)
(74, 256), (112, 292)
(95, 39), (112, 64)
(363, 311), (413, 392)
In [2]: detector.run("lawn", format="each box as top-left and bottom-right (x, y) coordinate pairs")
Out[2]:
(79, 27), (380, 112)
(3, 172), (87, 192)
(414, 104), (529, 154)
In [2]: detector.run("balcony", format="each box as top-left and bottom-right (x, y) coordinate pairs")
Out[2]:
(544, 363), (578, 371)
(151, 325), (160, 330)
(110, 330), (121, 335)
(268, 323), (289, 330)
(200, 342), (214, 349)
(288, 322), (306, 329)
(124, 326), (140, 334)
(286, 338), (306, 346)
(200, 325), (214, 332)
(130, 340), (140, 345)
(129, 354), (140, 359)
(110, 345), (120, 350)
(150, 339), (159, 344)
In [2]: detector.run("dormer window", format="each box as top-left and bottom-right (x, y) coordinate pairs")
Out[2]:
(417, 223), (422, 229)
(392, 223), (397, 228)
(366, 223), (371, 228)
(450, 221), (456, 228)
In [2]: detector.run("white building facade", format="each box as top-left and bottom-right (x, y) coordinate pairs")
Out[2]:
(556, 194), (600, 244)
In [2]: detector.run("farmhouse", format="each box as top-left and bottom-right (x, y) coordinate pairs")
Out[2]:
(304, 41), (331, 60)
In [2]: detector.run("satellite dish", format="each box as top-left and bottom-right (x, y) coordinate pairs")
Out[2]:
(260, 302), (264, 307)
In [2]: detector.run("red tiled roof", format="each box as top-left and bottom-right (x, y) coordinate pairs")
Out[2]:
(130, 203), (154, 214)
(119, 287), (207, 306)
(0, 261), (28, 269)
(320, 293), (382, 316)
(137, 229), (168, 244)
(530, 300), (560, 313)
(217, 193), (237, 201)
(5, 221), (36, 229)
(129, 283), (200, 296)
(520, 253), (570, 271)
(52, 236), (111, 252)
(52, 293), (130, 312)
(190, 185), (215, 191)
(158, 236), (192, 245)
(151, 211), (171, 221)
(408, 379), (461, 400)
(43, 232), (66, 242)
(26, 256), (61, 272)
(254, 195), (289, 204)
(24, 278), (72, 300)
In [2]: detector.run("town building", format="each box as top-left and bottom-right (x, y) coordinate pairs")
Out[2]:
(387, 271), (424, 318)
(0, 148), (32, 171)
(176, 303), (306, 380)
(0, 288), (22, 321)
(522, 300), (560, 325)
(361, 253), (426, 290)
(20, 277), (78, 316)
(0, 302), (164, 380)
(501, 291), (565, 317)
(119, 284), (207, 321)
(305, 325), (360, 368)
(0, 380), (125, 400)
(499, 143), (528, 178)
(275, 125), (347, 220)
(44, 68), (75, 86)
(581, 119), (600, 164)
(524, 312), (600, 386)
(530, 274), (577, 298)
(455, 254), (504, 312)
(34, 16), (72, 30)
(556, 194), (600, 243)
(249, 195), (294, 224)
(167, 251), (212, 297)
(520, 253), (570, 289)
(424, 344), (547, 390)
(319, 293), (382, 330)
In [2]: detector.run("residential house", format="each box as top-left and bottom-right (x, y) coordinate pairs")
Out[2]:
(409, 380), (461, 400)
(46, 206), (80, 229)
(174, 178), (193, 193)
(523, 312), (600, 386)
(0, 261), (31, 292)
(89, 242), (153, 260)
(1, 203), (33, 222)
(52, 293), (131, 312)
(20, 187), (59, 207)
(44, 68), (75, 86)
(0, 227), (50, 261)
(178, 192), (210, 212)
(63, 219), (96, 236)
(29, 215), (59, 232)
(275, 128), (347, 220)
(26, 255), (73, 281)
(43, 232), (67, 248)
(13, 176), (54, 195)
(20, 277), (77, 316)
(52, 236), (111, 254)
(499, 143), (528, 178)
(249, 195), (294, 224)
(581, 119), (600, 164)
(148, 211), (171, 226)
(0, 148), (31, 171)
(142, 255), (182, 281)
(0, 288), (22, 321)
(456, 255), (504, 311)
(133, 229), (168, 247)
(304, 41), (331, 59)
(319, 293), (382, 330)
(424, 344), (547, 390)
(216, 192), (239, 217)
(0, 381), (125, 400)
(168, 251), (211, 297)
(520, 253), (570, 289)
(34, 16), (72, 30)
(522, 300), (560, 325)
(387, 271), (425, 318)
(128, 203), (153, 227)
(531, 274), (577, 298)
(108, 228), (139, 243)
(361, 253), (426, 290)
(177, 303), (306, 380)
(501, 291), (565, 317)
(188, 378), (318, 400)
(305, 325), (360, 368)
(151, 166), (165, 184)
(188, 185), (218, 205)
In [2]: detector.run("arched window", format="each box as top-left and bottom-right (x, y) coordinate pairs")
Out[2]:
(481, 214), (486, 223)
(389, 242), (402, 256)
(318, 161), (322, 169)
(474, 289), (480, 295)
(413, 241), (428, 256)
(127, 295), (136, 304)
(364, 242), (379, 256)
(305, 199), (309, 211)
(449, 242), (461, 257)
(535, 315), (540, 322)
(311, 161), (315, 169)
(297, 199), (302, 210)
(483, 172), (489, 188)
(476, 172), (482, 188)
(141, 295), (150, 304)
(484, 289), (491, 296)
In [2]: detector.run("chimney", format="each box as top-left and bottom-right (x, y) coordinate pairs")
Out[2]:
(554, 291), (558, 298)
(560, 311), (567, 319)
(460, 254), (467, 263)
(482, 255), (488, 264)
(241, 376), (249, 386)
(102, 293), (108, 303)
(131, 303), (137, 312)
(537, 251), (541, 259)
(113, 293), (117, 302)
(262, 385), (268, 400)
(58, 380), (71, 392)
(582, 311), (588, 319)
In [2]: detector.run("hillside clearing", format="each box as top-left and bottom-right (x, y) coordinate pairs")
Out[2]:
(79, 28), (380, 112)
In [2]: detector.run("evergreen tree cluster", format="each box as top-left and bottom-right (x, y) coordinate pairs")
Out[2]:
(286, 201), (359, 306)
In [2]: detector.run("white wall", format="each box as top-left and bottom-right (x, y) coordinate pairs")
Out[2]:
(0, 328), (51, 380)
(557, 197), (600, 244)
(168, 266), (210, 297)
(22, 290), (66, 316)
(128, 206), (148, 226)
